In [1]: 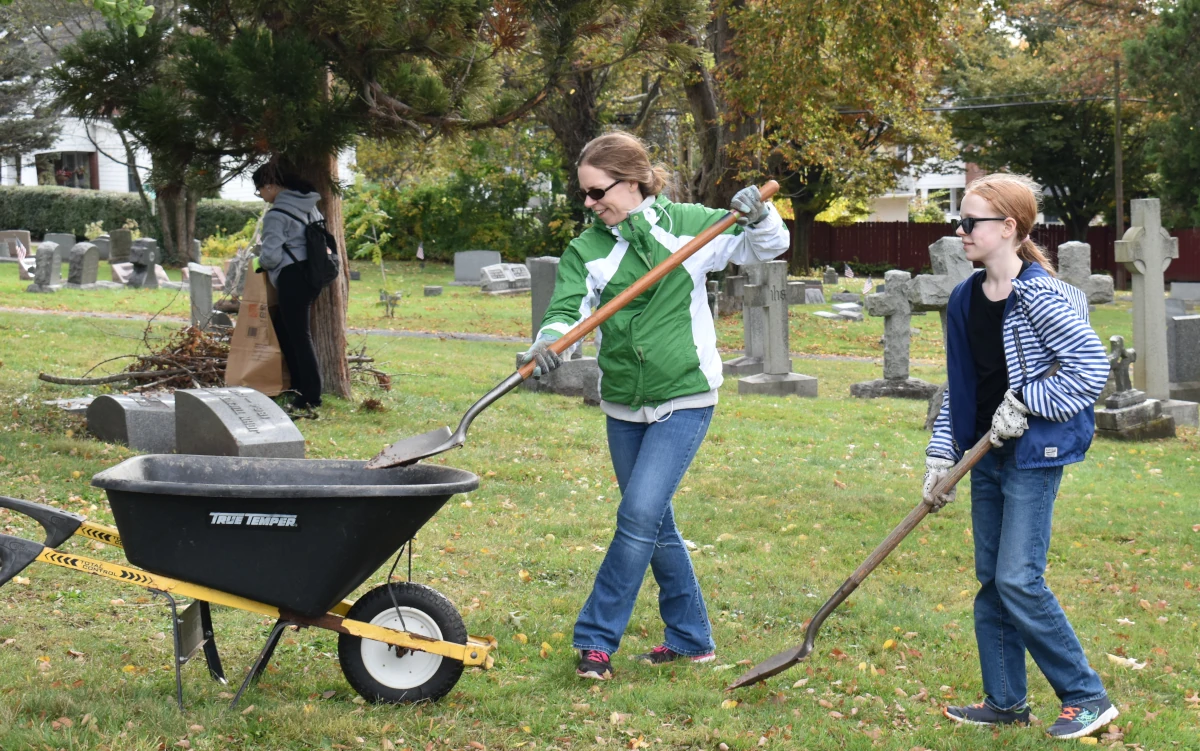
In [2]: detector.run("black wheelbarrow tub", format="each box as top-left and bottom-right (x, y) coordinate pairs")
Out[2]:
(91, 455), (479, 616)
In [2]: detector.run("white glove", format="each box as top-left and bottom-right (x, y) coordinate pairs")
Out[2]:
(516, 332), (563, 378)
(730, 186), (768, 226)
(922, 457), (956, 511)
(990, 389), (1029, 448)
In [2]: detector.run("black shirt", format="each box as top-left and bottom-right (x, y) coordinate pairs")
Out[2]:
(968, 262), (1030, 438)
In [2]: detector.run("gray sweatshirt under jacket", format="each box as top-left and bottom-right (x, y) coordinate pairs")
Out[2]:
(259, 189), (323, 287)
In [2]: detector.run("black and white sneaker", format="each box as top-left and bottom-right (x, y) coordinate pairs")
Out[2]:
(944, 701), (1030, 726)
(576, 650), (612, 680)
(1045, 698), (1119, 740)
(635, 645), (716, 665)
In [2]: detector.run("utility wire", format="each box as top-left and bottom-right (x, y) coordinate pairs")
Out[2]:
(837, 95), (1149, 115)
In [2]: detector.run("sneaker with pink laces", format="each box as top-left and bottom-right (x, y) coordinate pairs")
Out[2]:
(576, 650), (613, 680)
(636, 645), (716, 665)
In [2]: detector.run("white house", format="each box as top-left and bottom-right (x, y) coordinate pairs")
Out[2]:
(0, 116), (356, 201)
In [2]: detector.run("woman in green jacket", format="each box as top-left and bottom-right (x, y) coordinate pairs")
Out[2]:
(519, 132), (790, 680)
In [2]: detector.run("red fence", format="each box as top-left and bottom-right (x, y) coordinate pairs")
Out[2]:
(781, 221), (1200, 283)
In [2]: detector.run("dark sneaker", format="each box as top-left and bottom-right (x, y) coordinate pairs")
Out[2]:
(636, 645), (716, 665)
(944, 701), (1030, 726)
(1045, 698), (1119, 740)
(576, 650), (612, 680)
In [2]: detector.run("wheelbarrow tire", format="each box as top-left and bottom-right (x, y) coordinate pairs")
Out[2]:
(338, 582), (466, 704)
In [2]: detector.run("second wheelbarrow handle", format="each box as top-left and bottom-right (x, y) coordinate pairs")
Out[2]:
(727, 432), (993, 689)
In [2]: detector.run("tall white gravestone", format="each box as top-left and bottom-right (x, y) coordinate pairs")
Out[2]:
(736, 261), (818, 397)
(851, 270), (939, 399)
(188, 262), (214, 329)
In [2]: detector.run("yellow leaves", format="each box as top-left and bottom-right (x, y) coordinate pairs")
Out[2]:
(518, 569), (532, 583)
(539, 642), (552, 658)
(12, 575), (29, 585)
(626, 736), (650, 749)
(71, 471), (81, 479)
(934, 603), (945, 612)
(122, 664), (138, 673)
(513, 633), (528, 644)
(720, 699), (739, 709)
(1105, 653), (1146, 670)
(882, 638), (896, 650)
(1078, 737), (1098, 745)
(857, 661), (867, 672)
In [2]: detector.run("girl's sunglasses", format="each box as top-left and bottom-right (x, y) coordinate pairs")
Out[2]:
(579, 179), (623, 202)
(952, 216), (1008, 234)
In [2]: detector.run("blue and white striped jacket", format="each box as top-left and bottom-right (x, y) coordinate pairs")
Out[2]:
(927, 262), (1110, 469)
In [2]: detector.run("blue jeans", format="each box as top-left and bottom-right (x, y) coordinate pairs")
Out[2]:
(970, 441), (1107, 710)
(572, 407), (715, 657)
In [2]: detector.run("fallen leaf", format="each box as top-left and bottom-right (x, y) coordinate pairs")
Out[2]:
(518, 570), (532, 583)
(883, 639), (896, 650)
(609, 712), (631, 725)
(819, 699), (834, 709)
(1138, 599), (1153, 611)
(1077, 738), (1098, 746)
(52, 717), (73, 730)
(720, 699), (739, 709)
(13, 576), (29, 585)
(175, 741), (191, 749)
(514, 633), (528, 644)
(240, 704), (255, 715)
(1105, 653), (1146, 670)
(792, 678), (809, 688)
(829, 711), (845, 719)
(1116, 618), (1135, 626)
(321, 690), (336, 699)
(188, 725), (204, 732)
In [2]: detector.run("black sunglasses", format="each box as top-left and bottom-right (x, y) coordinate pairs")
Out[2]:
(579, 179), (623, 202)
(952, 216), (1008, 234)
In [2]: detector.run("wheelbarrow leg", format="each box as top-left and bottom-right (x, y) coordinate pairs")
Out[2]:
(152, 590), (186, 712)
(198, 602), (227, 685)
(231, 618), (293, 710)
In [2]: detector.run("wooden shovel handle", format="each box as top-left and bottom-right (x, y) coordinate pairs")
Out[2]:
(517, 180), (780, 379)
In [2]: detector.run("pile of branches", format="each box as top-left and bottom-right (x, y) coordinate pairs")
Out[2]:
(40, 326), (230, 391)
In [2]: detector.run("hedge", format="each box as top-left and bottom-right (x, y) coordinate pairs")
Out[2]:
(0, 185), (262, 243)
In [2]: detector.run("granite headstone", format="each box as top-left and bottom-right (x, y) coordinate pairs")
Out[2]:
(66, 242), (100, 287)
(87, 394), (177, 453)
(453, 250), (502, 285)
(174, 387), (305, 458)
(109, 229), (133, 263)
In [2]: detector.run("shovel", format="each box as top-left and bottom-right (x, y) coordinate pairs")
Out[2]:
(365, 180), (781, 470)
(726, 432), (993, 690)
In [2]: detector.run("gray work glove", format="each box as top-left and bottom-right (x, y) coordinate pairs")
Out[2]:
(517, 332), (563, 378)
(731, 186), (768, 227)
(990, 389), (1029, 448)
(922, 456), (956, 511)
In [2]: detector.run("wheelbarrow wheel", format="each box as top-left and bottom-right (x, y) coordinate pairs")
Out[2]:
(338, 582), (466, 704)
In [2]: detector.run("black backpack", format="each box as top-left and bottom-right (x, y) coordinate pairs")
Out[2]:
(270, 207), (340, 292)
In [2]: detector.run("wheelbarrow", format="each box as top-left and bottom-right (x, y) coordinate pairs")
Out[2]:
(0, 455), (497, 709)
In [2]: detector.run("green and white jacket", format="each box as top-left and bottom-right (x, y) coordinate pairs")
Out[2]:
(538, 194), (790, 420)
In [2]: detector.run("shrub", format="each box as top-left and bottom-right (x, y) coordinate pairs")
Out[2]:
(201, 216), (259, 260)
(0, 185), (261, 242)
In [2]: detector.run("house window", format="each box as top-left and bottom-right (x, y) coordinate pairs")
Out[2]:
(35, 151), (96, 189)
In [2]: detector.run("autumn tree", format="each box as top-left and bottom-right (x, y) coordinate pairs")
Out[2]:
(687, 0), (956, 272)
(945, 10), (1154, 239)
(0, 17), (60, 173)
(1125, 0), (1200, 226)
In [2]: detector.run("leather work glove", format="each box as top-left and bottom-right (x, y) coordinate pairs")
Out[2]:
(517, 332), (563, 378)
(990, 389), (1029, 448)
(922, 456), (956, 511)
(731, 186), (768, 227)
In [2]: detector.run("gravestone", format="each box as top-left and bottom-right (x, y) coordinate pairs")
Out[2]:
(109, 229), (133, 263)
(527, 256), (561, 339)
(129, 239), (159, 289)
(66, 243), (100, 287)
(823, 267), (838, 285)
(0, 238), (9, 259)
(1169, 282), (1200, 305)
(349, 270), (361, 281)
(424, 285), (443, 297)
(91, 234), (111, 260)
(1056, 241), (1114, 305)
(224, 249), (255, 298)
(735, 261), (818, 397)
(174, 387), (305, 458)
(44, 233), (77, 265)
(452, 250), (502, 285)
(26, 243), (61, 292)
(192, 238), (202, 263)
(851, 270), (939, 399)
(18, 257), (35, 280)
(1094, 335), (1176, 440)
(831, 292), (862, 304)
(522, 356), (601, 405)
(87, 394), (177, 453)
(1114, 198), (1196, 428)
(1167, 314), (1200, 415)
(804, 287), (825, 305)
(0, 230), (32, 260)
(720, 274), (746, 313)
(480, 263), (531, 295)
(111, 263), (133, 285)
(723, 263), (773, 376)
(181, 264), (227, 289)
(188, 262), (214, 329)
(909, 237), (974, 348)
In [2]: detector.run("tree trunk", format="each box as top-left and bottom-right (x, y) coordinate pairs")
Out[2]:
(152, 184), (199, 267)
(155, 190), (178, 265)
(538, 69), (603, 224)
(683, 1), (756, 211)
(295, 152), (351, 399)
(789, 206), (816, 275)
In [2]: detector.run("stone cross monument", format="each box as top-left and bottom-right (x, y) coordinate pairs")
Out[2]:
(722, 263), (774, 376)
(908, 237), (974, 348)
(735, 261), (818, 397)
(851, 270), (938, 399)
(1056, 241), (1114, 305)
(1115, 199), (1178, 400)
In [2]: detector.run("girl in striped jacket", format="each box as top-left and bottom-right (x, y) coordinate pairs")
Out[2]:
(922, 174), (1116, 740)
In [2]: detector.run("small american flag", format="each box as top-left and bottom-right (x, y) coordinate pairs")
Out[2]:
(843, 264), (855, 279)
(416, 242), (425, 261)
(14, 240), (27, 260)
(862, 278), (874, 295)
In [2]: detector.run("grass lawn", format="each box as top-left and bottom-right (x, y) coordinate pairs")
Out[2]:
(0, 258), (1136, 362)
(0, 305), (1196, 751)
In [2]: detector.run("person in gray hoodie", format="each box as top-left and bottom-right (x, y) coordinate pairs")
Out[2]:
(254, 163), (324, 413)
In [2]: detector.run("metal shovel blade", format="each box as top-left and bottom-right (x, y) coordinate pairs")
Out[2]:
(363, 426), (455, 469)
(726, 643), (813, 690)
